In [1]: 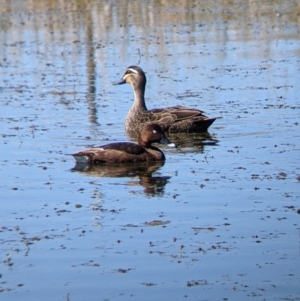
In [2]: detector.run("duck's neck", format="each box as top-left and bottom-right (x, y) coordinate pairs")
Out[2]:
(131, 82), (147, 111)
(146, 146), (165, 161)
(137, 139), (165, 161)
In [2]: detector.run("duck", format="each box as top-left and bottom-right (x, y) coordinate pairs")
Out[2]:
(72, 123), (175, 164)
(113, 65), (218, 135)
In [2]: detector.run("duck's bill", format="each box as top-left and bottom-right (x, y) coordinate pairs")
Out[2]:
(112, 79), (126, 85)
(160, 136), (176, 148)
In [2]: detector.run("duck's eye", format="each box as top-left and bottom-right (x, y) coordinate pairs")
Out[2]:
(152, 130), (157, 133)
(125, 70), (132, 75)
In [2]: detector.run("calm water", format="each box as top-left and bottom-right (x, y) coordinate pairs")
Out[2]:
(0, 1), (300, 300)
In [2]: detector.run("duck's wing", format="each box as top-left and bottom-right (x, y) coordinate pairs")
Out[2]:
(74, 143), (145, 159)
(151, 106), (206, 120)
(145, 106), (216, 132)
(147, 106), (208, 129)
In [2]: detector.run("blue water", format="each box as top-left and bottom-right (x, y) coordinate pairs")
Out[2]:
(0, 1), (299, 300)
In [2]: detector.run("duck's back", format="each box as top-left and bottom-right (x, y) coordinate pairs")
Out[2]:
(102, 142), (145, 155)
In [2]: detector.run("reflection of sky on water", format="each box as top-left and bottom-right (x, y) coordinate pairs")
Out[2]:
(1, 1), (298, 143)
(1, 1), (299, 76)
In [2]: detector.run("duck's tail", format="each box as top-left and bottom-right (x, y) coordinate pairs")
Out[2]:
(194, 116), (221, 131)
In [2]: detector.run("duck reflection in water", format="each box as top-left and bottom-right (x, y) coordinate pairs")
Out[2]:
(72, 161), (170, 197)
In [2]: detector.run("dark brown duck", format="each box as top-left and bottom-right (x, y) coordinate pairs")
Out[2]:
(72, 123), (175, 164)
(114, 65), (218, 135)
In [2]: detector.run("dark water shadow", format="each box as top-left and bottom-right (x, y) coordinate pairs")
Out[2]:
(126, 130), (218, 153)
(71, 161), (170, 196)
(167, 131), (219, 150)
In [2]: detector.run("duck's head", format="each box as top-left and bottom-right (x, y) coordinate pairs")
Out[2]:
(138, 123), (176, 148)
(113, 66), (146, 90)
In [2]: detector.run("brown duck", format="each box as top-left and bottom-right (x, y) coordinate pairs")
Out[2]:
(114, 65), (218, 135)
(72, 123), (175, 164)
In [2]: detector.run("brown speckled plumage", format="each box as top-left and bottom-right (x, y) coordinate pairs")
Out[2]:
(72, 123), (175, 164)
(114, 65), (218, 135)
